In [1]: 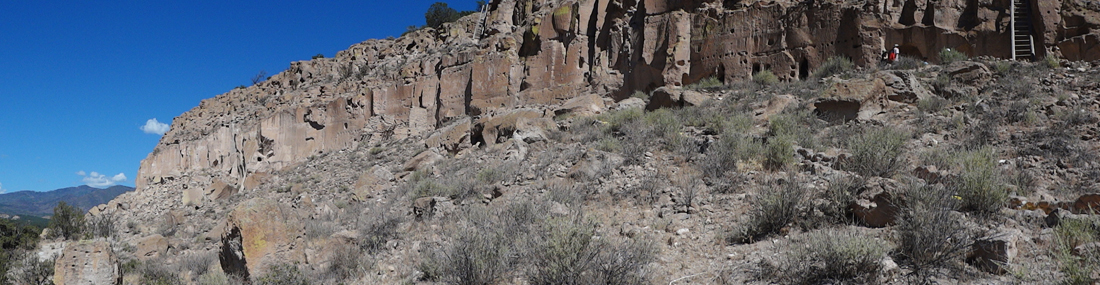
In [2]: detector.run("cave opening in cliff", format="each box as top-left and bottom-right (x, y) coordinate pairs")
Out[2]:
(799, 58), (809, 80)
(723, 0), (742, 9)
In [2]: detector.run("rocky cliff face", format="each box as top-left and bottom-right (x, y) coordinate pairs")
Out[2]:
(135, 0), (1100, 191)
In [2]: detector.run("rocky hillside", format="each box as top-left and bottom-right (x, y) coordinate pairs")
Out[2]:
(33, 0), (1100, 284)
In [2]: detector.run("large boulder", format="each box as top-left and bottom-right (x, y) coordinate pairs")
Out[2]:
(849, 178), (900, 227)
(134, 234), (169, 260)
(53, 239), (121, 285)
(220, 198), (305, 279)
(475, 109), (553, 145)
(967, 229), (1020, 274)
(205, 179), (239, 200)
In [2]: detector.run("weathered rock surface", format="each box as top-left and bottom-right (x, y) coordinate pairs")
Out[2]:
(135, 234), (168, 260)
(53, 240), (121, 285)
(220, 198), (305, 278)
(967, 229), (1020, 275)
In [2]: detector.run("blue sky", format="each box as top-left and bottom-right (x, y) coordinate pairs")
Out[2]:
(0, 0), (480, 192)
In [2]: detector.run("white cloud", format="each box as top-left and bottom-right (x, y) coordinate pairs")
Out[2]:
(0, 182), (5, 194)
(78, 171), (127, 188)
(140, 118), (171, 135)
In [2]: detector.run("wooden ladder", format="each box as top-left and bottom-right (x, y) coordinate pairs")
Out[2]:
(473, 3), (489, 43)
(1011, 0), (1035, 60)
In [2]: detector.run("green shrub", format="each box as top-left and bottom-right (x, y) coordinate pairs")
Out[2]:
(1043, 53), (1061, 69)
(938, 48), (968, 64)
(0, 218), (40, 250)
(630, 90), (649, 100)
(763, 135), (795, 171)
(421, 201), (654, 285)
(781, 228), (886, 284)
(421, 204), (531, 285)
(594, 137), (622, 153)
(819, 176), (864, 224)
(48, 201), (85, 240)
(730, 178), (805, 243)
(357, 206), (402, 254)
(895, 181), (972, 276)
(952, 146), (1007, 214)
(1053, 217), (1100, 284)
(813, 56), (854, 79)
(767, 110), (819, 150)
(257, 263), (310, 285)
(84, 213), (116, 239)
(990, 61), (1013, 75)
(327, 242), (364, 281)
(917, 96), (949, 114)
(841, 126), (909, 178)
(891, 56), (922, 70)
(528, 215), (600, 285)
(139, 258), (184, 285)
(686, 76), (723, 90)
(528, 215), (655, 285)
(311, 54), (324, 59)
(13, 254), (54, 285)
(753, 70), (779, 85)
(425, 2), (475, 29)
(700, 133), (762, 180)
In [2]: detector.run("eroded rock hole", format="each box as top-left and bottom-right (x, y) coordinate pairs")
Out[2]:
(814, 100), (861, 122)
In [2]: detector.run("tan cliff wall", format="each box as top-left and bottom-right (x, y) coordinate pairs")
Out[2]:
(136, 0), (1100, 191)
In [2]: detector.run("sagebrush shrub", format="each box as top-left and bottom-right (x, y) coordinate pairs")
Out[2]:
(813, 56), (854, 79)
(764, 135), (794, 171)
(938, 48), (968, 64)
(895, 181), (972, 276)
(686, 76), (724, 90)
(730, 178), (805, 243)
(257, 263), (310, 285)
(952, 146), (1007, 214)
(753, 70), (779, 85)
(842, 126), (909, 178)
(782, 228), (886, 284)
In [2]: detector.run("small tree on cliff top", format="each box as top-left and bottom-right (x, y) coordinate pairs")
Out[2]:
(47, 201), (84, 240)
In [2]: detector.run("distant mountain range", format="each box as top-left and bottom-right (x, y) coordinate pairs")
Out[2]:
(0, 185), (134, 218)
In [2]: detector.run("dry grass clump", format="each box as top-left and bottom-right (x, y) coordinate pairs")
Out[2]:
(729, 178), (806, 243)
(1053, 217), (1100, 284)
(774, 228), (887, 284)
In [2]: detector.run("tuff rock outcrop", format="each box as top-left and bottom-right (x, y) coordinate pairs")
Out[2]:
(52, 240), (121, 285)
(134, 0), (1100, 191)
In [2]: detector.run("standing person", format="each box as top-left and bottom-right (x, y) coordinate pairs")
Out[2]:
(888, 44), (900, 62)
